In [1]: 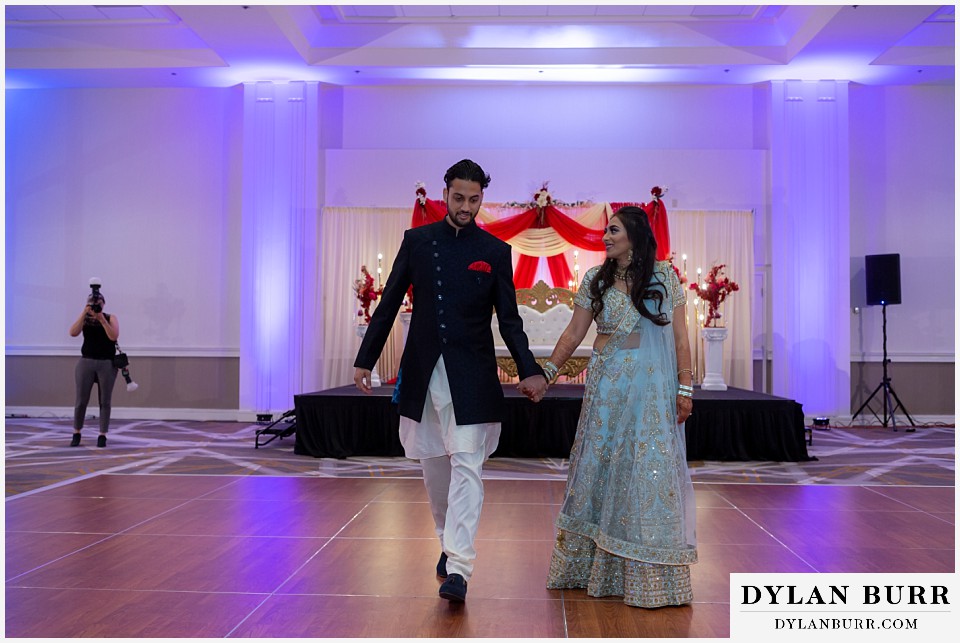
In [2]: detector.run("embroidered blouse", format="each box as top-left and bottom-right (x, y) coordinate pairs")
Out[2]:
(573, 261), (685, 334)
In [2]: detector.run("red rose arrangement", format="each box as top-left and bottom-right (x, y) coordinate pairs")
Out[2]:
(354, 265), (381, 323)
(689, 264), (739, 327)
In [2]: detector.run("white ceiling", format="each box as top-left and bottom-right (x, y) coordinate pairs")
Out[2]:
(4, 4), (955, 89)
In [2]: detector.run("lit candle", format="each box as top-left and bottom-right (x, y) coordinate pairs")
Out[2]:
(377, 253), (383, 289)
(682, 253), (687, 278)
(573, 249), (580, 286)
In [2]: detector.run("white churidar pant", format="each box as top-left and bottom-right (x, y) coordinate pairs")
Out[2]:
(399, 356), (500, 582)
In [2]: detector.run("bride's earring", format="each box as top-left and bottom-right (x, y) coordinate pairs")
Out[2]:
(627, 249), (634, 263)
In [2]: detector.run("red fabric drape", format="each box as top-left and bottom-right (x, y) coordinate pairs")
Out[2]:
(513, 254), (540, 289)
(411, 199), (446, 227)
(411, 195), (670, 288)
(546, 254), (574, 289)
(415, 200), (607, 251)
(643, 200), (671, 261)
(478, 209), (538, 239)
(541, 205), (607, 250)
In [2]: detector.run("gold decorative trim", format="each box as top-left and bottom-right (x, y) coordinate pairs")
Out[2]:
(551, 357), (589, 380)
(516, 280), (575, 313)
(497, 357), (520, 378)
(497, 356), (590, 381)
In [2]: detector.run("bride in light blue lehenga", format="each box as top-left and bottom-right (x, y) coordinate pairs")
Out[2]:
(543, 206), (697, 608)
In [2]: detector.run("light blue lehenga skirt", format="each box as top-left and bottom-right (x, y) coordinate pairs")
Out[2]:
(546, 340), (698, 608)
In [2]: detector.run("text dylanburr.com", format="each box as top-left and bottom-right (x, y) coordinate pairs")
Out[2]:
(731, 573), (957, 640)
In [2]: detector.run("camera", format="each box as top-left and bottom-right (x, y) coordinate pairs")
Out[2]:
(121, 367), (139, 392)
(89, 278), (103, 313)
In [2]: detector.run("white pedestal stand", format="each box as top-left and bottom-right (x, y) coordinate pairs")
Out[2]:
(700, 326), (729, 391)
(399, 311), (412, 346)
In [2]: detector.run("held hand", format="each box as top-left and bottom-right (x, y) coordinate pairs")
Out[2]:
(354, 368), (373, 394)
(676, 395), (693, 424)
(518, 374), (548, 403)
(517, 377), (533, 400)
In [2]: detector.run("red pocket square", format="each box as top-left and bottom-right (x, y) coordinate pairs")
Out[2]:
(468, 260), (492, 273)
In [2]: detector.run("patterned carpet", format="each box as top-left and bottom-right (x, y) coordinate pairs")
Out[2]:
(4, 417), (954, 498)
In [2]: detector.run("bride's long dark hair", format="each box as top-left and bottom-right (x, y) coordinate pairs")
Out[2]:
(588, 206), (669, 326)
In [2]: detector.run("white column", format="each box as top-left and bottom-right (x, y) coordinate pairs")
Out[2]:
(770, 80), (851, 416)
(240, 81), (321, 418)
(700, 327), (729, 391)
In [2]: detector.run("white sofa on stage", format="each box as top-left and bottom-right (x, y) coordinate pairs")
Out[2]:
(492, 280), (596, 381)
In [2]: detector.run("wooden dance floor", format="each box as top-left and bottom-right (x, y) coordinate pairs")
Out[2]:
(5, 474), (954, 638)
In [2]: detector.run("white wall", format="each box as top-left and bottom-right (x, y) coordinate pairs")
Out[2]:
(848, 85), (955, 363)
(340, 85), (755, 151)
(5, 87), (244, 356)
(323, 84), (769, 266)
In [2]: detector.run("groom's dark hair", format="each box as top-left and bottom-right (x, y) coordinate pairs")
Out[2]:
(444, 159), (491, 190)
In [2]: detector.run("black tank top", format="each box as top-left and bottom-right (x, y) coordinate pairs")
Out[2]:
(81, 314), (116, 359)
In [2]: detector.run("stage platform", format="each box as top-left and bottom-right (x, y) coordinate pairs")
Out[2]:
(294, 384), (813, 462)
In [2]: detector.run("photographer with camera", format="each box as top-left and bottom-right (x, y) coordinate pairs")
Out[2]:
(68, 280), (120, 448)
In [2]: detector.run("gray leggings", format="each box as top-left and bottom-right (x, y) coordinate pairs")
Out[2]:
(74, 357), (118, 433)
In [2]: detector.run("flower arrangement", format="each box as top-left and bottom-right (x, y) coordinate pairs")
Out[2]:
(353, 265), (380, 323)
(534, 182), (553, 209)
(689, 264), (739, 327)
(650, 185), (668, 201)
(502, 182), (585, 209)
(415, 181), (427, 206)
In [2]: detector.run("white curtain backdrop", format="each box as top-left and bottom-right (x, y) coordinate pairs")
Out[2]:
(317, 206), (753, 392)
(668, 210), (754, 390)
(318, 207), (408, 390)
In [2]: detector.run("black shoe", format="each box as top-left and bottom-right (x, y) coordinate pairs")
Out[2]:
(70, 433), (81, 447)
(436, 552), (448, 578)
(439, 573), (467, 602)
(97, 435), (107, 448)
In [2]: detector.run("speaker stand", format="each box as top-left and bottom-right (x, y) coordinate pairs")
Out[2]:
(852, 304), (915, 431)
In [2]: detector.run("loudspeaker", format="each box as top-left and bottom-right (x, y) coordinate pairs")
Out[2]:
(865, 253), (901, 306)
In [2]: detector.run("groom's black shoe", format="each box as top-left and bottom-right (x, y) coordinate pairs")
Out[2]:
(439, 573), (467, 602)
(436, 552), (448, 578)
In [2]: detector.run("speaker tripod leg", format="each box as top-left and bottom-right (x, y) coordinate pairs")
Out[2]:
(882, 380), (896, 431)
(852, 380), (885, 425)
(886, 382), (917, 432)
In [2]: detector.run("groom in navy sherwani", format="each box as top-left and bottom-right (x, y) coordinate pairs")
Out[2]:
(355, 159), (546, 602)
